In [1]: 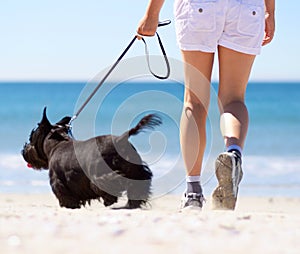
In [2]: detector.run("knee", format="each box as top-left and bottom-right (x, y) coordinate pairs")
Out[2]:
(219, 100), (247, 114)
(184, 92), (208, 114)
(183, 101), (208, 121)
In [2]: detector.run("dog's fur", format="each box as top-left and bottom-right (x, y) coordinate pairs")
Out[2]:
(22, 108), (161, 209)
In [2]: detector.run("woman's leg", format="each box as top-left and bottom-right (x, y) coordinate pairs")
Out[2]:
(218, 46), (256, 148)
(180, 50), (214, 184)
(212, 46), (256, 210)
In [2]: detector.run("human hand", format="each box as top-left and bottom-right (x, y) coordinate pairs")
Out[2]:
(137, 15), (159, 39)
(262, 12), (275, 46)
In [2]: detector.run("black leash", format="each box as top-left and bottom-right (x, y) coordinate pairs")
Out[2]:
(141, 32), (170, 80)
(67, 20), (171, 135)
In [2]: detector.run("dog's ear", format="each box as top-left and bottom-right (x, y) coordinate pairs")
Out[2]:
(56, 116), (71, 126)
(39, 107), (52, 128)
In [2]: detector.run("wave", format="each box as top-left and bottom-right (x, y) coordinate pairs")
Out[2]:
(244, 156), (300, 176)
(1, 153), (299, 195)
(0, 154), (27, 170)
(1, 153), (300, 177)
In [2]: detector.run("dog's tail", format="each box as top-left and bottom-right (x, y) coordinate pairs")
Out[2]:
(128, 114), (162, 137)
(116, 114), (162, 143)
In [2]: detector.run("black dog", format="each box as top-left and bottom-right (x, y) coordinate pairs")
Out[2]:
(22, 108), (161, 209)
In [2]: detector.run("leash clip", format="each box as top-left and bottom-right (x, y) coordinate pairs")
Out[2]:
(67, 115), (77, 139)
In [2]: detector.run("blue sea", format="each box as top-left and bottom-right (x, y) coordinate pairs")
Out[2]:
(0, 81), (300, 198)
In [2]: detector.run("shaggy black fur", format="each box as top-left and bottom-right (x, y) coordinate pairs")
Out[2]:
(22, 108), (161, 209)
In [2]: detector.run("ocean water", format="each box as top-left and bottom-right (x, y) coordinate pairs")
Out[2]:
(0, 81), (299, 197)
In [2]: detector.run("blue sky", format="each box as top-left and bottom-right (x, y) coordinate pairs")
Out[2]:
(0, 0), (299, 81)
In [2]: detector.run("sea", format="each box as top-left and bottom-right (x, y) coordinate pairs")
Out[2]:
(0, 80), (300, 198)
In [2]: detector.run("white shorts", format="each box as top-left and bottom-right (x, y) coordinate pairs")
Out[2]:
(174, 0), (265, 55)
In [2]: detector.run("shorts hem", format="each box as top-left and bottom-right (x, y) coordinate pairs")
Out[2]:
(218, 40), (261, 55)
(177, 42), (216, 53)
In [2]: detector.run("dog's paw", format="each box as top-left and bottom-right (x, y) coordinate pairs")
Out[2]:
(103, 196), (118, 207)
(59, 199), (81, 209)
(125, 200), (145, 209)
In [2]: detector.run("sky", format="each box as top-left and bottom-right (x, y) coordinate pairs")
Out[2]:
(0, 0), (299, 82)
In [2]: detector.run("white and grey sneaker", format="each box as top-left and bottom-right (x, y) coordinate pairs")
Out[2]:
(180, 192), (205, 211)
(212, 151), (243, 210)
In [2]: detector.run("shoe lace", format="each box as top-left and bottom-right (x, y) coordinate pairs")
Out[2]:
(186, 193), (206, 203)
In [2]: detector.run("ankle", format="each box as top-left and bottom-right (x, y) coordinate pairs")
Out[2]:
(226, 145), (242, 158)
(186, 176), (202, 194)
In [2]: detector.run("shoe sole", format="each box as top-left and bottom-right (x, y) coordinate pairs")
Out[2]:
(212, 153), (242, 210)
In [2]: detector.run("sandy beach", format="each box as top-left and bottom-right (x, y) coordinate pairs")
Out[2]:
(0, 193), (299, 254)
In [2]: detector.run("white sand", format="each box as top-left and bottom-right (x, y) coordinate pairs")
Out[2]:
(1, 193), (299, 254)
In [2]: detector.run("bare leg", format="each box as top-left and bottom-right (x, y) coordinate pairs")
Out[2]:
(218, 46), (256, 149)
(180, 50), (214, 177)
(212, 46), (256, 210)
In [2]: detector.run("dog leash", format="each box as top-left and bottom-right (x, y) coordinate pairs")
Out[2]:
(67, 20), (171, 136)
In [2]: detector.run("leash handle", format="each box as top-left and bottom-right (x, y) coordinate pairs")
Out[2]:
(158, 20), (171, 27)
(141, 32), (170, 80)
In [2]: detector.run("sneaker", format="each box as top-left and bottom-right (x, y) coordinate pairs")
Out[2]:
(180, 192), (205, 211)
(212, 151), (243, 210)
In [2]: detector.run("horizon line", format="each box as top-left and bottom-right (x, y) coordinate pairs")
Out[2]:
(0, 79), (300, 84)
